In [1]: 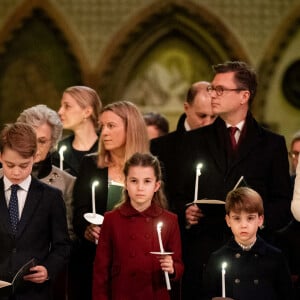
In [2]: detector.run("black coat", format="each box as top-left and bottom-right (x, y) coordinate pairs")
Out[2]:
(150, 113), (187, 211)
(175, 113), (292, 298)
(52, 135), (98, 177)
(0, 177), (70, 300)
(177, 113), (292, 234)
(203, 236), (293, 300)
(71, 154), (109, 300)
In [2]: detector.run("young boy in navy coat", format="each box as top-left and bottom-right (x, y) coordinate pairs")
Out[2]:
(204, 187), (293, 300)
(0, 123), (70, 300)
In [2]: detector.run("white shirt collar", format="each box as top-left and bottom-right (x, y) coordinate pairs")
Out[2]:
(184, 119), (191, 131)
(226, 120), (245, 132)
(4, 175), (32, 192)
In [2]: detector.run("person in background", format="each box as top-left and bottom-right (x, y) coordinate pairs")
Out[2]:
(176, 61), (292, 299)
(150, 81), (216, 209)
(16, 104), (76, 300)
(204, 187), (292, 300)
(289, 131), (300, 187)
(0, 123), (70, 300)
(281, 145), (300, 298)
(16, 104), (75, 240)
(150, 80), (215, 300)
(93, 152), (184, 300)
(52, 86), (102, 176)
(72, 101), (149, 300)
(143, 111), (169, 140)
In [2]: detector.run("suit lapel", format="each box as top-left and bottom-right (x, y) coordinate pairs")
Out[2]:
(16, 178), (42, 238)
(228, 113), (264, 171)
(206, 118), (228, 172)
(0, 178), (14, 234)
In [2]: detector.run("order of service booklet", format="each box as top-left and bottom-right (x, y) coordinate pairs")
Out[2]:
(0, 258), (36, 295)
(186, 199), (226, 217)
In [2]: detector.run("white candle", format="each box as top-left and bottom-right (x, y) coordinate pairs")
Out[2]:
(156, 222), (171, 290)
(157, 222), (164, 251)
(59, 145), (67, 170)
(222, 262), (227, 297)
(194, 163), (203, 202)
(233, 175), (244, 190)
(92, 181), (99, 216)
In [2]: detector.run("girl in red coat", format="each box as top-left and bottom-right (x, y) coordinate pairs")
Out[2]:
(93, 152), (184, 300)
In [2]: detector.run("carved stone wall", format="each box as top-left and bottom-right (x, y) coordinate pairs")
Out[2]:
(0, 0), (299, 141)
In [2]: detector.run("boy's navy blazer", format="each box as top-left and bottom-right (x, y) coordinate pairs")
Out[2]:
(0, 176), (70, 299)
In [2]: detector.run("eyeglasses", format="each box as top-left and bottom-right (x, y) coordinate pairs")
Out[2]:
(207, 85), (247, 96)
(289, 151), (300, 159)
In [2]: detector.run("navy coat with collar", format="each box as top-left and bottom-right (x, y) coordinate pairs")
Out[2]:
(203, 236), (293, 300)
(0, 177), (70, 300)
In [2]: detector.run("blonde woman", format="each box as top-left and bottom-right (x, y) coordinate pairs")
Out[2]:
(53, 86), (102, 176)
(72, 101), (149, 300)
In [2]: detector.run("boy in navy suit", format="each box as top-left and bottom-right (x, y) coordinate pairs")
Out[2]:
(204, 187), (292, 300)
(0, 123), (70, 300)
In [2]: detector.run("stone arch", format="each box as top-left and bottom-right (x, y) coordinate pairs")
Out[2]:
(256, 2), (300, 121)
(0, 0), (89, 82)
(95, 0), (250, 104)
(0, 0), (86, 123)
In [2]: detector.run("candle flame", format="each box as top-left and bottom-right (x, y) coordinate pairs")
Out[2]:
(196, 163), (203, 176)
(222, 262), (227, 269)
(59, 145), (67, 156)
(92, 181), (99, 188)
(196, 163), (203, 170)
(157, 221), (163, 231)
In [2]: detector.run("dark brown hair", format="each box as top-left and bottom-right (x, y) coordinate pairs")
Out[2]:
(143, 112), (169, 136)
(0, 123), (37, 158)
(212, 61), (257, 105)
(225, 187), (264, 216)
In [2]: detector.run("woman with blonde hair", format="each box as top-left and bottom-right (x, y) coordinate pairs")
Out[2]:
(53, 86), (102, 176)
(72, 100), (149, 300)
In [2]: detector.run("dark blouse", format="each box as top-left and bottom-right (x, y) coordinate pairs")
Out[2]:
(52, 134), (98, 177)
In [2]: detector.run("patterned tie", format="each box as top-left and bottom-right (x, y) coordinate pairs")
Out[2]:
(228, 127), (238, 151)
(8, 184), (19, 234)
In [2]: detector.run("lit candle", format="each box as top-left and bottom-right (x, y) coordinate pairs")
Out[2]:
(59, 145), (67, 170)
(194, 163), (203, 202)
(92, 181), (99, 217)
(222, 262), (227, 297)
(156, 222), (171, 290)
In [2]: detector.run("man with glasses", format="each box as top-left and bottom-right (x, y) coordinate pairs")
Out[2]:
(176, 61), (292, 299)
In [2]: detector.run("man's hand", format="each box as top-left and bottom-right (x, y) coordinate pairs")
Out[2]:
(185, 204), (203, 226)
(23, 265), (48, 283)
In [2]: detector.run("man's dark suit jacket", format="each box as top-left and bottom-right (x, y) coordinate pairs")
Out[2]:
(176, 112), (292, 233)
(174, 112), (293, 299)
(150, 113), (186, 211)
(0, 177), (70, 300)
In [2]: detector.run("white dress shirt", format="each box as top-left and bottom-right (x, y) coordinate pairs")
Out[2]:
(4, 175), (31, 219)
